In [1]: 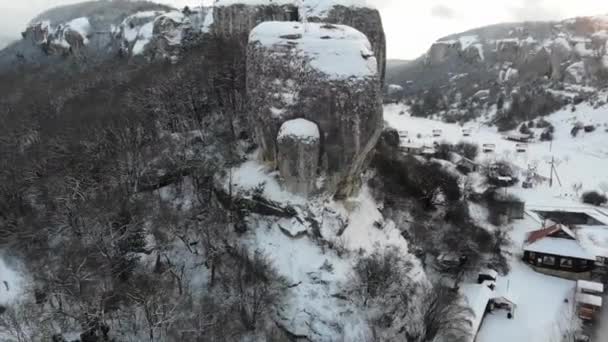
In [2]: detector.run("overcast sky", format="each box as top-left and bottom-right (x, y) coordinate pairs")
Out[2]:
(0, 0), (606, 59)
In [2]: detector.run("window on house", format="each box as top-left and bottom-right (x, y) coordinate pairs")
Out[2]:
(560, 258), (573, 268)
(529, 252), (536, 260)
(542, 256), (556, 266)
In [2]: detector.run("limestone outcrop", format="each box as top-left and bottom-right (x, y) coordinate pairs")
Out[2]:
(247, 22), (383, 197)
(22, 18), (91, 56)
(213, 0), (386, 83)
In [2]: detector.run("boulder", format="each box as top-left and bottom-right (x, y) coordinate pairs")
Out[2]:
(247, 22), (383, 197)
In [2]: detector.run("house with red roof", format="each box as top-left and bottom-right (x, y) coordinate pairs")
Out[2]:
(523, 223), (596, 277)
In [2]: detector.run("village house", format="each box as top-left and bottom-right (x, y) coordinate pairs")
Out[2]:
(505, 132), (533, 143)
(523, 223), (596, 279)
(399, 142), (423, 154)
(461, 271), (516, 342)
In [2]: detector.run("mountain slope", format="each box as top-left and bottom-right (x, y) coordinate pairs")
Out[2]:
(0, 0), (187, 69)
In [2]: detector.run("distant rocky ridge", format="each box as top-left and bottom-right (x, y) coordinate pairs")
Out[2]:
(386, 15), (608, 128)
(0, 0), (385, 73)
(0, 1), (204, 67)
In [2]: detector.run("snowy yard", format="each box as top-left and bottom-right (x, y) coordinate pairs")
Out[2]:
(476, 214), (577, 342)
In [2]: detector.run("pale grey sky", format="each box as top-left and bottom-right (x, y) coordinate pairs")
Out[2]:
(0, 0), (606, 59)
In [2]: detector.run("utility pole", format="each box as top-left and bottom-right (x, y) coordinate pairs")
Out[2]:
(548, 140), (562, 188)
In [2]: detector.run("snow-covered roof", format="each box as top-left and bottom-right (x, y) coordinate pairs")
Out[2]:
(525, 224), (576, 244)
(576, 293), (602, 307)
(249, 22), (377, 80)
(524, 237), (596, 260)
(461, 283), (494, 342)
(480, 268), (498, 279)
(277, 118), (320, 143)
(400, 142), (423, 149)
(577, 280), (604, 294)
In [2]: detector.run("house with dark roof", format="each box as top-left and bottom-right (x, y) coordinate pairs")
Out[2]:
(523, 223), (596, 277)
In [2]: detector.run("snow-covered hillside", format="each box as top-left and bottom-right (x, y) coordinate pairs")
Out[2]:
(387, 15), (608, 129)
(385, 98), (608, 342)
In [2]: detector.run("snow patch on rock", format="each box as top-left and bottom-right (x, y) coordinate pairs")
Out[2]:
(249, 21), (376, 80)
(278, 118), (320, 144)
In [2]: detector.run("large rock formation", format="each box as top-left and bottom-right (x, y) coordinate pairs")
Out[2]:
(214, 0), (386, 83)
(247, 22), (383, 197)
(21, 17), (91, 56)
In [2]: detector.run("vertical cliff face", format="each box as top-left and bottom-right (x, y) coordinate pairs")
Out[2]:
(213, 2), (297, 39)
(247, 22), (383, 197)
(276, 118), (321, 196)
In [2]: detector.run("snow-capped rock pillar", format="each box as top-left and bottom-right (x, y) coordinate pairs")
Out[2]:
(277, 118), (321, 196)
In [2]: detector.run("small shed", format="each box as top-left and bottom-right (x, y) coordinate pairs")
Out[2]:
(477, 269), (498, 284)
(490, 295), (517, 318)
(437, 253), (467, 270)
(515, 143), (528, 153)
(577, 280), (604, 296)
(576, 293), (602, 321)
(482, 143), (496, 153)
(421, 146), (436, 157)
(505, 133), (532, 143)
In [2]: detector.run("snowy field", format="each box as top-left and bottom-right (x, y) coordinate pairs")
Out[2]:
(385, 102), (608, 342)
(0, 255), (23, 306)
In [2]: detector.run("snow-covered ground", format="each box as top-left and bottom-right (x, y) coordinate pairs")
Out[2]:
(476, 214), (577, 342)
(0, 256), (24, 306)
(385, 101), (608, 341)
